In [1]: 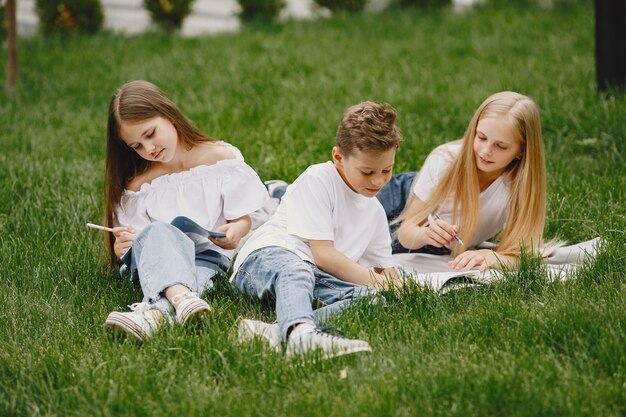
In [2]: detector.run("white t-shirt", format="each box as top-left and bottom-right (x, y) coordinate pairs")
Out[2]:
(413, 142), (511, 248)
(115, 142), (269, 259)
(231, 161), (395, 278)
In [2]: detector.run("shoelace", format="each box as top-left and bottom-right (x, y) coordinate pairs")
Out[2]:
(317, 326), (345, 338)
(128, 302), (152, 313)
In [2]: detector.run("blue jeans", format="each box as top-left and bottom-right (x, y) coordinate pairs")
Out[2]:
(376, 171), (451, 255)
(127, 222), (229, 322)
(376, 171), (417, 222)
(233, 246), (380, 341)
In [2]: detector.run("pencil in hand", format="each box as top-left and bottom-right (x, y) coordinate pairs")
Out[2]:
(86, 223), (114, 233)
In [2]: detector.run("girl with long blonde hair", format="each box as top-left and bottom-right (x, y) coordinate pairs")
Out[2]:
(379, 91), (548, 271)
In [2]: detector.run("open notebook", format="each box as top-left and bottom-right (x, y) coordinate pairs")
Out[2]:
(406, 269), (485, 294)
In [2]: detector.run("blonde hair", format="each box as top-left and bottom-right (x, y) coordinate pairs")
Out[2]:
(396, 91), (547, 256)
(336, 101), (403, 154)
(103, 80), (215, 265)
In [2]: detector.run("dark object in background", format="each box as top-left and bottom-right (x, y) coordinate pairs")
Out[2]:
(595, 0), (626, 92)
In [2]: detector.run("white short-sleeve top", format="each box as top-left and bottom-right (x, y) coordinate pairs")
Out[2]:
(115, 141), (269, 258)
(412, 142), (511, 248)
(231, 161), (395, 278)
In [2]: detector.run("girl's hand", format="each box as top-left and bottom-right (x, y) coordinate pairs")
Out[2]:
(113, 226), (135, 259)
(210, 216), (251, 250)
(423, 218), (459, 248)
(448, 249), (511, 272)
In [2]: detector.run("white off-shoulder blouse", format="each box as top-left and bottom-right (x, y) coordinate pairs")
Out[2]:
(115, 142), (269, 258)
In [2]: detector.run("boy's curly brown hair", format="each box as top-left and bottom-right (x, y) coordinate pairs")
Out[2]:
(336, 101), (403, 155)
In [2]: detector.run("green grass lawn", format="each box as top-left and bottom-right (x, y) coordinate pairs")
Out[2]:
(0, 4), (624, 416)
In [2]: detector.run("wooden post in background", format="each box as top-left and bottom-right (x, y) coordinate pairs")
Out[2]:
(6, 0), (18, 92)
(595, 0), (626, 92)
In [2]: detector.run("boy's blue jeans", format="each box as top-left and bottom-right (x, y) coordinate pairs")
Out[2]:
(126, 222), (229, 322)
(233, 246), (380, 341)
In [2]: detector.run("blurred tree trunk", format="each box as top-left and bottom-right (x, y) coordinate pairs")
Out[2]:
(6, 0), (17, 92)
(595, 0), (626, 92)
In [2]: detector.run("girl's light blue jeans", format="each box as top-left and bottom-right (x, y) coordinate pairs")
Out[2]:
(376, 171), (416, 222)
(126, 222), (229, 323)
(376, 171), (451, 255)
(233, 246), (380, 341)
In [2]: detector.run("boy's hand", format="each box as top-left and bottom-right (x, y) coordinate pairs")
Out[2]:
(113, 226), (135, 259)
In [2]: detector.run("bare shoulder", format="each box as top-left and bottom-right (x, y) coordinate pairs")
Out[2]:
(126, 170), (156, 192)
(126, 166), (170, 191)
(195, 142), (237, 165)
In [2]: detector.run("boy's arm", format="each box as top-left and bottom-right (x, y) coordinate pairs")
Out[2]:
(309, 240), (401, 289)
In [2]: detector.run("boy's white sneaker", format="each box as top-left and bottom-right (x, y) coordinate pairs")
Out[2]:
(171, 292), (211, 326)
(286, 325), (372, 360)
(237, 318), (281, 352)
(104, 302), (162, 342)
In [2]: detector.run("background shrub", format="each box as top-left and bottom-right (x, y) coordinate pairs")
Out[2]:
(480, 0), (592, 8)
(143, 0), (195, 31)
(35, 0), (103, 34)
(237, 0), (285, 23)
(394, 0), (452, 8)
(313, 0), (367, 13)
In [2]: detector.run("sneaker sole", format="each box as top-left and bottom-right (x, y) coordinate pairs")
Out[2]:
(104, 313), (147, 342)
(321, 344), (372, 361)
(178, 300), (211, 326)
(287, 343), (373, 361)
(237, 319), (281, 352)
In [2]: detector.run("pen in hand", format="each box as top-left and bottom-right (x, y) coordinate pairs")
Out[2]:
(432, 213), (465, 246)
(86, 223), (114, 233)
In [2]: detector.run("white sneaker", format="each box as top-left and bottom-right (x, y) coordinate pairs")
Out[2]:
(104, 302), (162, 342)
(237, 318), (281, 352)
(171, 292), (211, 325)
(286, 326), (372, 360)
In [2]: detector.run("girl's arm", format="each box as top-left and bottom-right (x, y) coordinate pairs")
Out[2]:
(212, 215), (252, 250)
(396, 198), (459, 250)
(309, 240), (402, 289)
